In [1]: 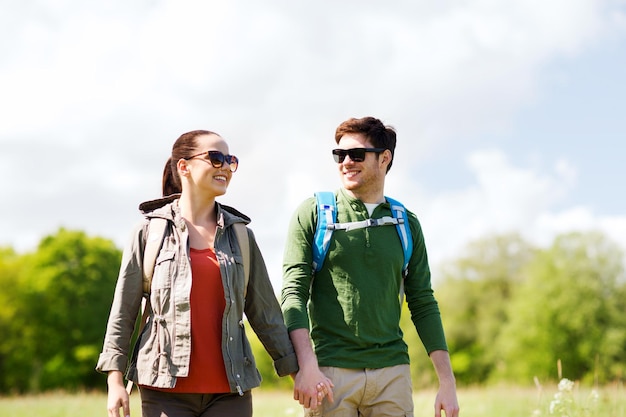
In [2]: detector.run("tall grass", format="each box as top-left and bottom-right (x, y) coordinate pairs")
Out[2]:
(0, 383), (623, 417)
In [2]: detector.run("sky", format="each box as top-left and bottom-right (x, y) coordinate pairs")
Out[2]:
(2, 0), (625, 289)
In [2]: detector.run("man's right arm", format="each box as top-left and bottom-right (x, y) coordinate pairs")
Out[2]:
(281, 199), (333, 409)
(290, 328), (334, 409)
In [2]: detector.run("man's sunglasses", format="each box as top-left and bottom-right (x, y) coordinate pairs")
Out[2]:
(332, 147), (386, 163)
(186, 150), (239, 172)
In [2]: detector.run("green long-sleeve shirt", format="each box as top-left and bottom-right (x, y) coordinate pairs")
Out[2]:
(281, 188), (448, 369)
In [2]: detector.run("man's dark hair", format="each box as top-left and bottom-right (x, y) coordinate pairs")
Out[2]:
(335, 116), (396, 172)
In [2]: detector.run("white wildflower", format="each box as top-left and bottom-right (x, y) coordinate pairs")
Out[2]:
(557, 378), (575, 393)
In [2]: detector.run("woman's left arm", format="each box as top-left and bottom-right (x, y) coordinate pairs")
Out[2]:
(243, 229), (299, 377)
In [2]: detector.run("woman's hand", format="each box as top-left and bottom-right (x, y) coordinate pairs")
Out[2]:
(107, 371), (131, 417)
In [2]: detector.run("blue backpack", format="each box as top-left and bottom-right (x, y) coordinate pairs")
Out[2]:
(312, 191), (413, 277)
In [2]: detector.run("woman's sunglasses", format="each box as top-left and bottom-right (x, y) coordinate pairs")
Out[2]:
(186, 150), (239, 172)
(332, 147), (385, 163)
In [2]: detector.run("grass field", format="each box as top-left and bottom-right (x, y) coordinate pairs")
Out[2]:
(0, 384), (624, 416)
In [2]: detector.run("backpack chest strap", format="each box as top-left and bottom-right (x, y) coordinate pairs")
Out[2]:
(330, 216), (403, 231)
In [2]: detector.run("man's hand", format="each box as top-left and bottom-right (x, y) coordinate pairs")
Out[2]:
(430, 350), (460, 417)
(293, 363), (334, 409)
(289, 328), (334, 410)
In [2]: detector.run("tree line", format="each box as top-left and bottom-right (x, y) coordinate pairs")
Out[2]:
(0, 228), (623, 394)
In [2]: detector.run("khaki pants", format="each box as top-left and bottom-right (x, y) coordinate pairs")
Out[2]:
(305, 364), (414, 417)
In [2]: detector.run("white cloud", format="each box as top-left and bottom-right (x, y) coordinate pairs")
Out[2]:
(1, 0), (625, 290)
(418, 149), (626, 278)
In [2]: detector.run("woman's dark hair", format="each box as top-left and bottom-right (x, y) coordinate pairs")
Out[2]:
(162, 130), (218, 196)
(334, 116), (397, 172)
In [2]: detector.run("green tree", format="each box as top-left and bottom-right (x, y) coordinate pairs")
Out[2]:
(495, 231), (626, 384)
(0, 247), (24, 393)
(6, 228), (121, 392)
(245, 321), (294, 390)
(434, 233), (536, 384)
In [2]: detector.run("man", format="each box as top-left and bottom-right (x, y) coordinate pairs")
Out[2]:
(281, 116), (460, 416)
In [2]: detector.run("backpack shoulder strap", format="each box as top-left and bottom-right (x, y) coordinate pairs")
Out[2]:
(142, 217), (168, 294)
(312, 191), (336, 272)
(128, 216), (167, 395)
(386, 196), (413, 305)
(233, 222), (250, 297)
(385, 196), (413, 277)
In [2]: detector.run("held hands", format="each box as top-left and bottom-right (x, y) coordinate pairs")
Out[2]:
(288, 328), (334, 410)
(315, 379), (334, 405)
(292, 365), (334, 410)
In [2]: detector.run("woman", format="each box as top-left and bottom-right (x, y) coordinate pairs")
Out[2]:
(96, 130), (300, 417)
